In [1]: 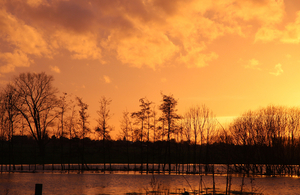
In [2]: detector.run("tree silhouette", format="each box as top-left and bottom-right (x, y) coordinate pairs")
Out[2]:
(76, 96), (90, 170)
(131, 97), (152, 173)
(120, 110), (133, 141)
(0, 84), (20, 171)
(58, 92), (68, 170)
(11, 72), (59, 155)
(184, 104), (216, 173)
(95, 96), (113, 171)
(95, 96), (112, 140)
(159, 93), (181, 173)
(120, 109), (133, 171)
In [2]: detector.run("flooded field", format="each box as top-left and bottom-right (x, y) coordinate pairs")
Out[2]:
(0, 171), (300, 195)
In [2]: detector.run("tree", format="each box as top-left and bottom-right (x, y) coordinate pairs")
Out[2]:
(159, 93), (181, 173)
(131, 98), (152, 142)
(228, 105), (296, 164)
(120, 109), (133, 141)
(58, 92), (68, 170)
(66, 99), (78, 139)
(184, 104), (216, 172)
(0, 84), (20, 141)
(76, 96), (90, 171)
(95, 96), (113, 140)
(58, 92), (68, 138)
(131, 97), (152, 172)
(12, 72), (59, 154)
(95, 96), (113, 172)
(119, 109), (133, 171)
(65, 98), (77, 171)
(76, 97), (90, 139)
(0, 84), (21, 171)
(159, 94), (181, 141)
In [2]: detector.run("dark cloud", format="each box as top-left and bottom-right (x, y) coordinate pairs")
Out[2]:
(4, 0), (96, 33)
(151, 0), (182, 15)
(0, 0), (291, 71)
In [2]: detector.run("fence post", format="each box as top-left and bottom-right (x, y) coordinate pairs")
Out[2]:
(35, 183), (43, 195)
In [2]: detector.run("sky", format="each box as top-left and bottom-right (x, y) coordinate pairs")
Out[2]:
(1, 0), (300, 137)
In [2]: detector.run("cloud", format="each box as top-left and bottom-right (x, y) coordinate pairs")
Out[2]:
(285, 54), (292, 59)
(52, 30), (102, 60)
(0, 0), (290, 72)
(50, 65), (61, 73)
(281, 11), (300, 44)
(0, 50), (32, 73)
(244, 59), (261, 70)
(109, 30), (179, 69)
(0, 8), (51, 57)
(26, 0), (43, 7)
(103, 75), (111, 84)
(255, 26), (282, 42)
(182, 51), (218, 68)
(269, 63), (283, 76)
(224, 0), (284, 25)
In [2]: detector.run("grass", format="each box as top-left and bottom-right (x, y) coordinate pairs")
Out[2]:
(122, 175), (264, 195)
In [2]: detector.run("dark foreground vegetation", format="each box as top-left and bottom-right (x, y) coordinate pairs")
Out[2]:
(2, 136), (300, 177)
(2, 135), (300, 165)
(2, 72), (300, 178)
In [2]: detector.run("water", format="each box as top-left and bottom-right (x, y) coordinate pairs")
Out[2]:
(1, 172), (300, 195)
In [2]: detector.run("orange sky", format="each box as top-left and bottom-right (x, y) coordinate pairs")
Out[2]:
(1, 0), (300, 137)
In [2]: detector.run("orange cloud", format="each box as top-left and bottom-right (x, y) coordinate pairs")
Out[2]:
(0, 0), (291, 73)
(50, 65), (61, 73)
(281, 11), (300, 44)
(0, 50), (32, 73)
(244, 59), (261, 70)
(53, 30), (102, 60)
(255, 26), (282, 42)
(110, 31), (179, 69)
(269, 63), (283, 76)
(103, 75), (111, 84)
(227, 0), (284, 25)
(0, 8), (50, 57)
(26, 0), (43, 7)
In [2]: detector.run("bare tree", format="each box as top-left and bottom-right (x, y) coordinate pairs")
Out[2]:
(120, 109), (133, 141)
(0, 84), (21, 171)
(95, 96), (113, 172)
(0, 84), (20, 141)
(12, 72), (59, 154)
(58, 92), (68, 170)
(131, 98), (151, 142)
(184, 104), (216, 172)
(76, 96), (90, 171)
(131, 97), (152, 173)
(119, 109), (133, 171)
(287, 107), (300, 163)
(152, 105), (159, 142)
(76, 97), (90, 139)
(66, 100), (78, 139)
(159, 94), (181, 141)
(58, 92), (68, 138)
(65, 99), (77, 171)
(228, 105), (299, 166)
(95, 96), (113, 140)
(159, 93), (181, 173)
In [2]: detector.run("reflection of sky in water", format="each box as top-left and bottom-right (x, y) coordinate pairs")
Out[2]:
(0, 173), (300, 194)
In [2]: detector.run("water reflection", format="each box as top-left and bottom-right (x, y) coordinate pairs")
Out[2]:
(0, 172), (300, 195)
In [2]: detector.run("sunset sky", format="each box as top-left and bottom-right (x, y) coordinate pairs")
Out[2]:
(1, 0), (300, 136)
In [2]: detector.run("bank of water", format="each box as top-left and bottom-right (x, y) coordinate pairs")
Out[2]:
(0, 172), (300, 195)
(2, 163), (300, 176)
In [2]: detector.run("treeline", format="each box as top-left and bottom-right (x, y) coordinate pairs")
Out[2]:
(1, 72), (300, 171)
